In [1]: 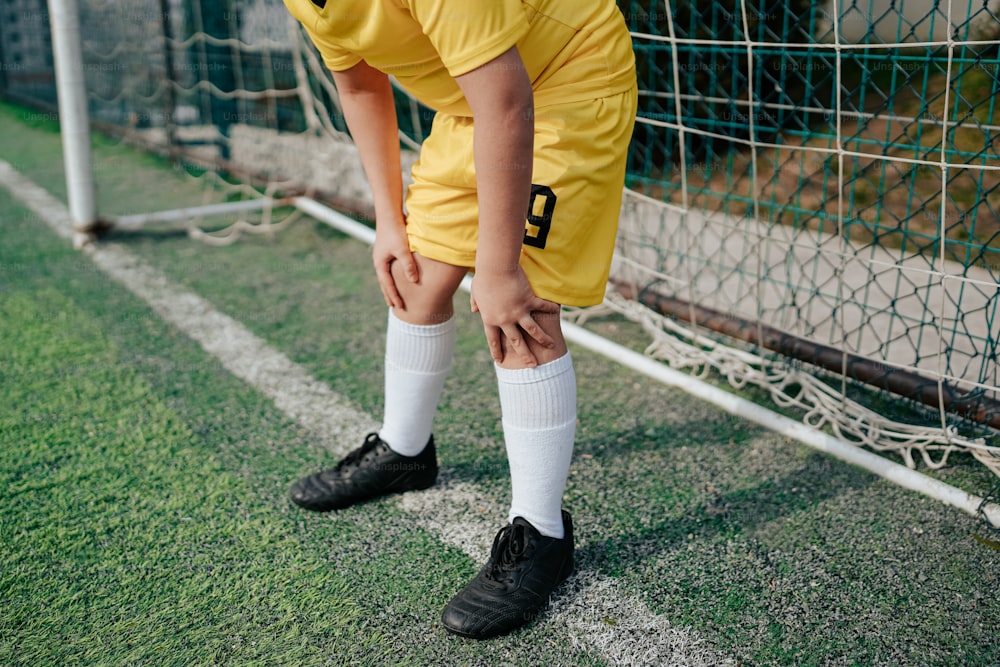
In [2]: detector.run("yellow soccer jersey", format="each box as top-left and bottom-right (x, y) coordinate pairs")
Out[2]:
(283, 0), (636, 115)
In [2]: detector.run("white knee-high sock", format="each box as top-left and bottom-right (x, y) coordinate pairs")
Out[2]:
(496, 352), (577, 539)
(378, 309), (456, 456)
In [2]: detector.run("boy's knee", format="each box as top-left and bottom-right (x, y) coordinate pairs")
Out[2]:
(391, 254), (465, 324)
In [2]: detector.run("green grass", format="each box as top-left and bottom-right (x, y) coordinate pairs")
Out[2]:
(2, 98), (999, 666)
(0, 205), (391, 666)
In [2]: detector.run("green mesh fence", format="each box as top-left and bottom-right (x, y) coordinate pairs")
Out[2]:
(1, 0), (997, 474)
(615, 0), (999, 452)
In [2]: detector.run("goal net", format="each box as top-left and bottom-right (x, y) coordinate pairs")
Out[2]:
(2, 0), (998, 495)
(610, 0), (1000, 482)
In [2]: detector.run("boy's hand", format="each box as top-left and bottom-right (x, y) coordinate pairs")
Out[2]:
(373, 220), (419, 309)
(470, 266), (559, 367)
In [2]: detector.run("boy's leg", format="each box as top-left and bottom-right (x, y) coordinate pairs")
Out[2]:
(441, 85), (637, 639)
(378, 255), (466, 456)
(494, 311), (575, 539)
(441, 310), (577, 639)
(289, 254), (467, 511)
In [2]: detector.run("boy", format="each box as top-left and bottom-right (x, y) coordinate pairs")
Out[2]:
(283, 0), (637, 639)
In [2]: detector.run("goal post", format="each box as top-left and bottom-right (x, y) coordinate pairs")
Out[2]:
(46, 0), (96, 247)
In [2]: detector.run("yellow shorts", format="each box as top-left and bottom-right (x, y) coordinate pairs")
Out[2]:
(404, 86), (638, 307)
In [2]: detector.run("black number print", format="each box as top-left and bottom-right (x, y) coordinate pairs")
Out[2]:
(523, 184), (556, 249)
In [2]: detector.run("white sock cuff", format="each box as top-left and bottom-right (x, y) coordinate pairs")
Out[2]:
(493, 351), (573, 385)
(385, 309), (455, 374)
(387, 308), (455, 337)
(495, 352), (576, 433)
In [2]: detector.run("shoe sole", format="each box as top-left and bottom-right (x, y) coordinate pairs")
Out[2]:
(290, 473), (438, 512)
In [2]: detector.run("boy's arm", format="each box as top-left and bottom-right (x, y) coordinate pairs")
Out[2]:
(455, 46), (558, 367)
(332, 60), (417, 309)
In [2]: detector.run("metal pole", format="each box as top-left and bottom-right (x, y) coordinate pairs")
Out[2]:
(47, 0), (97, 248)
(611, 279), (1000, 430)
(158, 0), (179, 153)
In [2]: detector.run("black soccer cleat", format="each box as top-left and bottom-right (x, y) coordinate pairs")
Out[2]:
(289, 433), (438, 511)
(441, 510), (574, 639)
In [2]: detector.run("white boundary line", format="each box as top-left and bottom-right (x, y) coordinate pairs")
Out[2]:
(1, 160), (736, 666)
